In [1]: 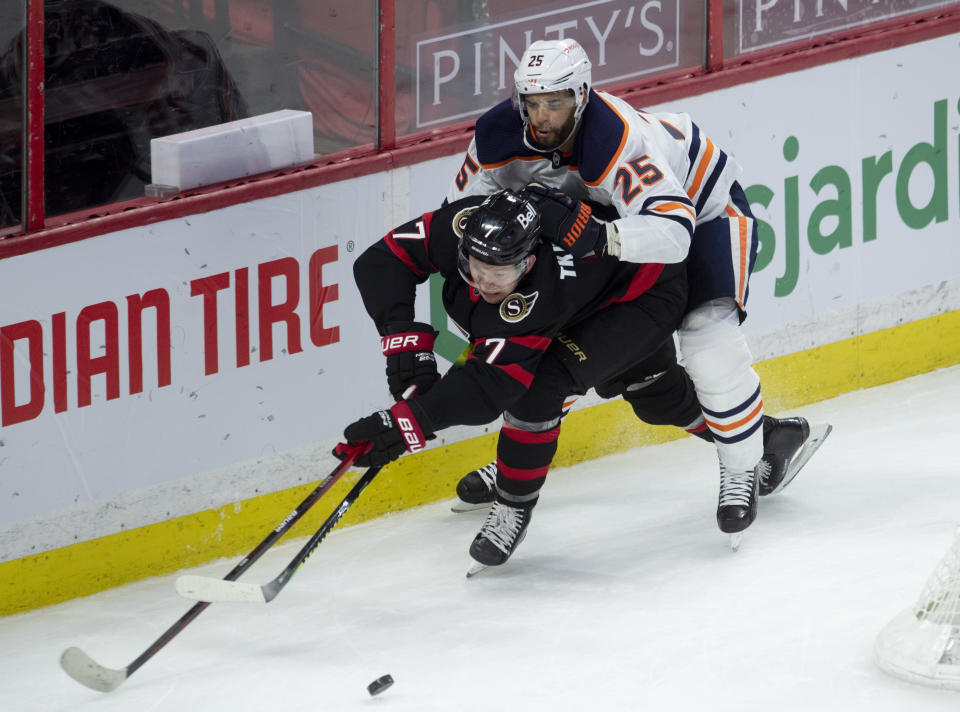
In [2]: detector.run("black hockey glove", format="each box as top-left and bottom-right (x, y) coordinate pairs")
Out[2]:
(521, 183), (606, 258)
(382, 321), (440, 401)
(334, 401), (432, 468)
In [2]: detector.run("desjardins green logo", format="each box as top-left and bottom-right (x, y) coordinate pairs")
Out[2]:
(747, 97), (955, 297)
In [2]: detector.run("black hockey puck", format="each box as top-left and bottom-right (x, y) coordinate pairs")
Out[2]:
(367, 674), (394, 696)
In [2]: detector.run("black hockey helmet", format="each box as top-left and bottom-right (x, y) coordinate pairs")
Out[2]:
(459, 189), (542, 266)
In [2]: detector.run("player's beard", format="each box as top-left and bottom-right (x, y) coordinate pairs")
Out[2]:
(534, 112), (578, 150)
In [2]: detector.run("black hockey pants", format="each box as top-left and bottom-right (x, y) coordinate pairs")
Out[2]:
(495, 267), (700, 504)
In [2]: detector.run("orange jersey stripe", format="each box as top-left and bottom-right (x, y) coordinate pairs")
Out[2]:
(686, 138), (715, 200)
(653, 201), (696, 220)
(725, 203), (749, 306)
(585, 95), (630, 187)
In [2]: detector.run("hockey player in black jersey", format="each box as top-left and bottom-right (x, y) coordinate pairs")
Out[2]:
(337, 188), (707, 568)
(447, 38), (831, 540)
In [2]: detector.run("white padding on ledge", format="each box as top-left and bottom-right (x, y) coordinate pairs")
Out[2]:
(150, 109), (314, 192)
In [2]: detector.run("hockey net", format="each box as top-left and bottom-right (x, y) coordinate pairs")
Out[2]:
(875, 526), (960, 690)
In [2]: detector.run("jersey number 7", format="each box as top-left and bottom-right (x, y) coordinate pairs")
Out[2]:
(482, 337), (505, 364)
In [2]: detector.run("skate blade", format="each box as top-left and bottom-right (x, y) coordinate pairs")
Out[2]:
(466, 562), (489, 578)
(729, 533), (743, 551)
(450, 500), (492, 514)
(771, 423), (833, 495)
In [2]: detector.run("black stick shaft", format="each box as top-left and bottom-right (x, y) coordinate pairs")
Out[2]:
(261, 465), (384, 601)
(123, 451), (362, 677)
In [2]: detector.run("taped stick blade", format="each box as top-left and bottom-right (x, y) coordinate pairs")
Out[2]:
(60, 647), (127, 692)
(175, 575), (267, 604)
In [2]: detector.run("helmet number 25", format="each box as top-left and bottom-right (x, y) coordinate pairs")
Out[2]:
(528, 54), (544, 67)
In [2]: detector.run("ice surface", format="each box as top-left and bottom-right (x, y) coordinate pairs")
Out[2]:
(3, 366), (960, 711)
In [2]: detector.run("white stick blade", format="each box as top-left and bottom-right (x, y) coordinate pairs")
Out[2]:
(60, 647), (127, 692)
(175, 575), (266, 603)
(450, 500), (490, 514)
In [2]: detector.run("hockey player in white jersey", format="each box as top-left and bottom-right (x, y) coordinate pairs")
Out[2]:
(446, 38), (830, 542)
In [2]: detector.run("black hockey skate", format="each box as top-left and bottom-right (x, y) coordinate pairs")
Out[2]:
(717, 464), (759, 549)
(451, 461), (497, 512)
(759, 416), (832, 496)
(468, 498), (533, 572)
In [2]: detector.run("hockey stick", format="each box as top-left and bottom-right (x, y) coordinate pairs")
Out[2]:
(176, 385), (417, 605)
(176, 462), (383, 604)
(59, 446), (367, 693)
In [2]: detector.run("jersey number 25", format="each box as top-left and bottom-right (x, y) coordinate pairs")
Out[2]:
(614, 155), (664, 205)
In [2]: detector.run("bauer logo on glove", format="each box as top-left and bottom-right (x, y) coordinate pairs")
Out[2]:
(337, 401), (433, 467)
(381, 333), (431, 353)
(382, 321), (441, 402)
(395, 415), (425, 452)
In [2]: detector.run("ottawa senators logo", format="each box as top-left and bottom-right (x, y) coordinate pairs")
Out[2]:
(499, 291), (539, 323)
(452, 207), (476, 237)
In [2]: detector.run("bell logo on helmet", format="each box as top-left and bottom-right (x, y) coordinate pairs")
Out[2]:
(458, 189), (541, 268)
(516, 203), (538, 230)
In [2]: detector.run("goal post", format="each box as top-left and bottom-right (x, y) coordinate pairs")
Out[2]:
(875, 526), (960, 690)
